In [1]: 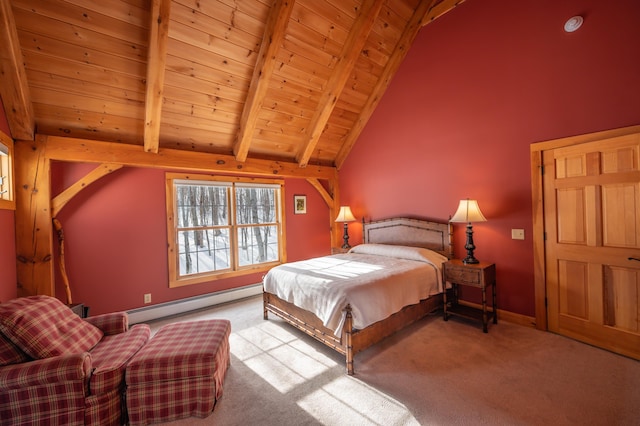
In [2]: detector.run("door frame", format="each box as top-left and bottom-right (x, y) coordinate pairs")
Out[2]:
(529, 124), (640, 331)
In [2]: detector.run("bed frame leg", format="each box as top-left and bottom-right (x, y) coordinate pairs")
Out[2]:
(263, 292), (268, 320)
(345, 304), (354, 375)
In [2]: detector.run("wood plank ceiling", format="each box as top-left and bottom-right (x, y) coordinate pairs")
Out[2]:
(1, 0), (463, 169)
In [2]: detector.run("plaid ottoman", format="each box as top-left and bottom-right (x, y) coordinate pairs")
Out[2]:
(125, 319), (231, 425)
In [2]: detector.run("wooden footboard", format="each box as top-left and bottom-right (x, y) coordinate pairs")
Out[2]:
(263, 291), (442, 375)
(263, 291), (345, 353)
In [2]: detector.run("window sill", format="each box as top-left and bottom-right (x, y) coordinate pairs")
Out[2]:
(169, 262), (278, 288)
(0, 199), (15, 210)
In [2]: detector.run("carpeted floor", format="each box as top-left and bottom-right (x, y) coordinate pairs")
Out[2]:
(148, 295), (640, 426)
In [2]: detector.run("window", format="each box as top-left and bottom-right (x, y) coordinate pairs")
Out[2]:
(166, 173), (284, 287)
(0, 131), (14, 210)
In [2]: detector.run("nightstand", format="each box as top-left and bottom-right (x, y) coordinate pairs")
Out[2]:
(331, 247), (350, 254)
(443, 259), (497, 332)
(69, 303), (88, 318)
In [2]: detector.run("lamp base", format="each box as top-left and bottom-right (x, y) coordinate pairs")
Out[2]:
(462, 256), (480, 264)
(341, 222), (351, 249)
(463, 223), (479, 264)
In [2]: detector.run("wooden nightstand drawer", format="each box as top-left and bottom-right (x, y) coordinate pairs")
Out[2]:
(445, 266), (481, 285)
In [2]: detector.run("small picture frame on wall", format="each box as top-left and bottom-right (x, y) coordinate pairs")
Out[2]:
(294, 195), (307, 214)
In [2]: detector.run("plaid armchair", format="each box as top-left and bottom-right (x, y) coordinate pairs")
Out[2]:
(0, 295), (150, 426)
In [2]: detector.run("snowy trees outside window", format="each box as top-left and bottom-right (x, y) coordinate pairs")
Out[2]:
(167, 174), (283, 286)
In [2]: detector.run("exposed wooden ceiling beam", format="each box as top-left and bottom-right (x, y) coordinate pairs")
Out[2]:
(42, 135), (336, 180)
(0, 0), (34, 140)
(234, 0), (295, 162)
(334, 0), (440, 169)
(296, 0), (385, 168)
(423, 0), (466, 26)
(143, 0), (171, 153)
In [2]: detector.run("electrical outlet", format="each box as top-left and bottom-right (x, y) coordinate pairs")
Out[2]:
(511, 229), (525, 240)
(144, 293), (151, 304)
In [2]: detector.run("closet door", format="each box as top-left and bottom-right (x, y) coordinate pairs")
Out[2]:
(543, 133), (640, 360)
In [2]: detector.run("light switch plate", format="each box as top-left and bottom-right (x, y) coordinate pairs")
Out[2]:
(511, 229), (525, 240)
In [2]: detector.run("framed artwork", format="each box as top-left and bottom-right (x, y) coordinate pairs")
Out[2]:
(294, 195), (307, 214)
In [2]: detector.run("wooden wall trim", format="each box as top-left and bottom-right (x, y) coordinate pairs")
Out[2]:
(530, 148), (546, 330)
(459, 300), (536, 328)
(0, 129), (15, 210)
(530, 125), (640, 152)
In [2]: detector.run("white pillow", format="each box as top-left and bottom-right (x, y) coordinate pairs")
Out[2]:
(349, 243), (448, 265)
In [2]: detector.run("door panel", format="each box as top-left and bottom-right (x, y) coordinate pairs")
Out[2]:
(602, 183), (639, 247)
(558, 260), (588, 319)
(544, 133), (640, 360)
(604, 266), (639, 332)
(556, 187), (586, 244)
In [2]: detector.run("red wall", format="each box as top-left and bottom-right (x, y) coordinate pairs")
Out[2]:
(0, 209), (16, 303)
(0, 99), (17, 303)
(51, 162), (330, 314)
(340, 0), (640, 317)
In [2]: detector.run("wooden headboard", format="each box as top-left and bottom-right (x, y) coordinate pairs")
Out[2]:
(363, 217), (453, 259)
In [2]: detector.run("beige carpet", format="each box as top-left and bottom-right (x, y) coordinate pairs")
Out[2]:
(147, 295), (640, 426)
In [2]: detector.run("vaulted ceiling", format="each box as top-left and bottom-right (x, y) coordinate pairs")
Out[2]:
(0, 0), (463, 169)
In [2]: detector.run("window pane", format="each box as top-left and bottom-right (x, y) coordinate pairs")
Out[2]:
(0, 141), (10, 203)
(237, 225), (279, 266)
(176, 184), (228, 228)
(178, 228), (231, 275)
(235, 187), (276, 225)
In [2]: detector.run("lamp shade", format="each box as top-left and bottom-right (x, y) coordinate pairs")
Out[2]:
(450, 199), (487, 223)
(335, 206), (356, 223)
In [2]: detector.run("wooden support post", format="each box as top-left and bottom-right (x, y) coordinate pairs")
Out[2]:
(14, 135), (54, 296)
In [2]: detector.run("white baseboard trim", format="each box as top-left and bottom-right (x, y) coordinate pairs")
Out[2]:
(127, 283), (263, 324)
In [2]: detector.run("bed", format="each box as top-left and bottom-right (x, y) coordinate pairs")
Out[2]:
(263, 217), (453, 375)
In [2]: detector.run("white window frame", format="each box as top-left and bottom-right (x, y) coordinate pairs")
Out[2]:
(166, 173), (285, 287)
(0, 130), (14, 210)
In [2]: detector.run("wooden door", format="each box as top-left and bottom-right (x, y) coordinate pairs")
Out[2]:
(542, 133), (640, 360)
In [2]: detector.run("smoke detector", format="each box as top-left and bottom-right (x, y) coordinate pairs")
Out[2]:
(564, 16), (583, 33)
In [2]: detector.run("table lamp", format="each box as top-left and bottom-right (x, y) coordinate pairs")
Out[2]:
(335, 206), (356, 249)
(450, 199), (487, 264)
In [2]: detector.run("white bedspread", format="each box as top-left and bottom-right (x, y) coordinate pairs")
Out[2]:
(263, 244), (447, 336)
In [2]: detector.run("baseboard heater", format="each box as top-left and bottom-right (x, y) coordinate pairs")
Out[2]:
(127, 283), (263, 324)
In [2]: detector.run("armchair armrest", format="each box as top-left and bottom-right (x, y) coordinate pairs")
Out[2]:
(85, 312), (129, 335)
(0, 354), (91, 424)
(0, 353), (91, 391)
